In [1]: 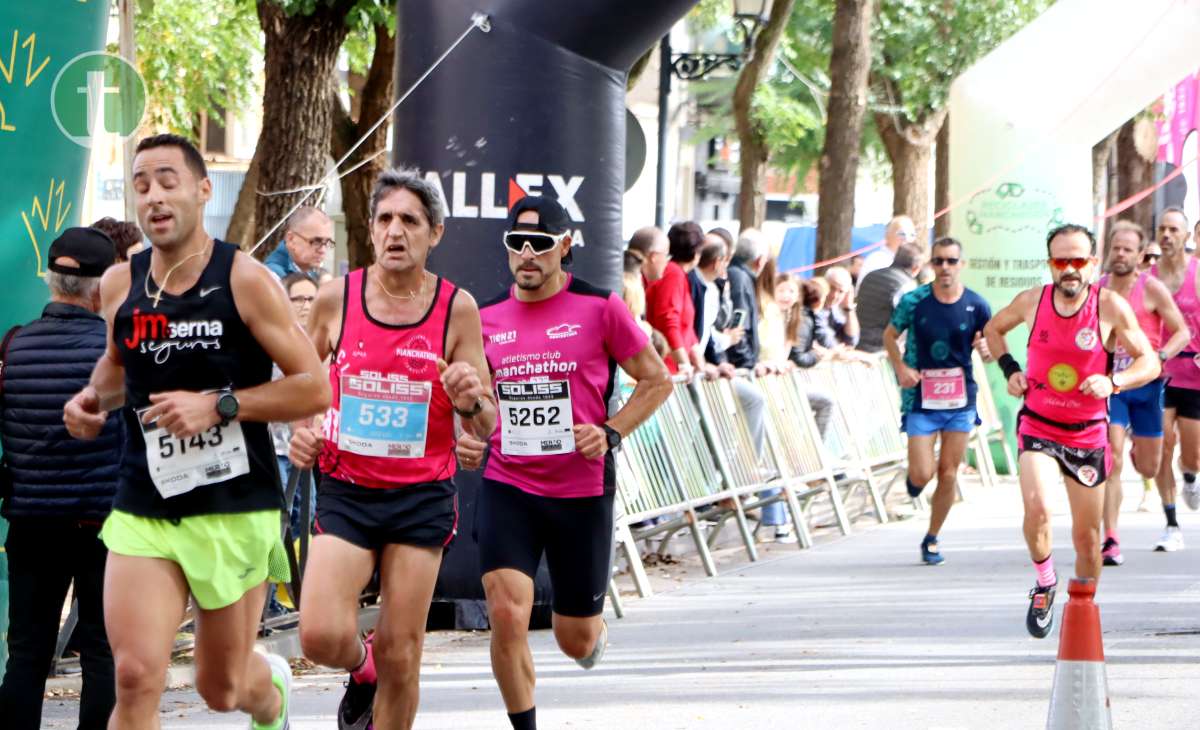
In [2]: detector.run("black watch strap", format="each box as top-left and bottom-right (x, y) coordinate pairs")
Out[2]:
(603, 424), (622, 449)
(455, 398), (483, 419)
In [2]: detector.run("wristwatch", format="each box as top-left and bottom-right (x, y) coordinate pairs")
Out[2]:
(1159, 349), (1170, 362)
(602, 424), (622, 451)
(455, 398), (483, 419)
(215, 388), (239, 426)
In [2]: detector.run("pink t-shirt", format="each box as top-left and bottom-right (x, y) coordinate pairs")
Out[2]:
(480, 275), (649, 498)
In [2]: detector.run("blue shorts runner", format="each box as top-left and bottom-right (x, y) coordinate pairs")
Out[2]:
(1110, 378), (1165, 437)
(902, 408), (978, 437)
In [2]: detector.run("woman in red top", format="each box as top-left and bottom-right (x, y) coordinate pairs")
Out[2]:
(645, 221), (704, 375)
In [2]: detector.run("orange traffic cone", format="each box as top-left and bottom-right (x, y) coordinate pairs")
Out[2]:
(1046, 577), (1112, 729)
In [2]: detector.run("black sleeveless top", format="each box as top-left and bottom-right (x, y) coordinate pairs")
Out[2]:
(113, 240), (280, 518)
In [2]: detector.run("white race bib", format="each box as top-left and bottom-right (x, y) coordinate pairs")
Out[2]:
(497, 380), (575, 456)
(337, 374), (432, 458)
(920, 367), (967, 410)
(139, 409), (250, 499)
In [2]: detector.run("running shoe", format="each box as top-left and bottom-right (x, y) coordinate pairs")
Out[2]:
(575, 620), (608, 670)
(1183, 479), (1200, 511)
(337, 676), (375, 730)
(1101, 537), (1124, 566)
(1154, 526), (1185, 552)
(252, 653), (292, 730)
(920, 537), (945, 566)
(1026, 579), (1057, 639)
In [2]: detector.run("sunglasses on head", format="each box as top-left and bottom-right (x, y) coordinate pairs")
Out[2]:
(930, 256), (960, 267)
(503, 230), (566, 255)
(1049, 257), (1089, 271)
(1142, 253), (1161, 264)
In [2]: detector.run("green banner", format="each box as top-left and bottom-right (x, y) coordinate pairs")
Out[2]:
(0, 0), (112, 682)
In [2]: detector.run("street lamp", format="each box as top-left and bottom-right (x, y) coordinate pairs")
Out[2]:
(655, 0), (770, 227)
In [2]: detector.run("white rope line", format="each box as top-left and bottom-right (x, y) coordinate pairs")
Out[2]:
(250, 12), (492, 255)
(255, 147), (389, 197)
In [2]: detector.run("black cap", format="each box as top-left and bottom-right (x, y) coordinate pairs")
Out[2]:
(507, 195), (572, 234)
(48, 227), (117, 277)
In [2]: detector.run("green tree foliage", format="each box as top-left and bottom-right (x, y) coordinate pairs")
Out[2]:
(134, 0), (262, 137)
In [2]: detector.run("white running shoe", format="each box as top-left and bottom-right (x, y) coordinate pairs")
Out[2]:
(252, 652), (292, 730)
(1183, 480), (1200, 511)
(1154, 526), (1185, 552)
(575, 620), (608, 670)
(774, 526), (798, 544)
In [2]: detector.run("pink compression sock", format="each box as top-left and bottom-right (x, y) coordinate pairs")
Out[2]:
(350, 637), (376, 684)
(1105, 528), (1118, 544)
(1034, 554), (1056, 588)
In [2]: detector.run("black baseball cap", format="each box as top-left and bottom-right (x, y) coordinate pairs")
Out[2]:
(507, 195), (571, 235)
(48, 227), (117, 277)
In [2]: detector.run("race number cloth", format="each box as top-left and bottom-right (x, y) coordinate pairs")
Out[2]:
(138, 408), (250, 499)
(480, 276), (648, 498)
(496, 380), (576, 455)
(337, 374), (432, 458)
(888, 284), (991, 414)
(321, 270), (459, 489)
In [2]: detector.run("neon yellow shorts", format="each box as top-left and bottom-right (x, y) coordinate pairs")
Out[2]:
(100, 509), (291, 610)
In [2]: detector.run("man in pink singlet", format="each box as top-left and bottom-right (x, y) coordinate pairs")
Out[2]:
(1150, 207), (1200, 552)
(1100, 221), (1189, 566)
(455, 196), (671, 730)
(289, 168), (497, 730)
(984, 224), (1159, 639)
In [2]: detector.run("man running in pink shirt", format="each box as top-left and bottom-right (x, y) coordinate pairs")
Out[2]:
(984, 224), (1158, 639)
(456, 196), (671, 730)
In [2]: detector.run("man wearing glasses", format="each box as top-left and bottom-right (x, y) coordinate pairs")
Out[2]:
(883, 237), (991, 566)
(456, 196), (670, 730)
(1099, 221), (1188, 564)
(265, 205), (335, 281)
(984, 224), (1159, 639)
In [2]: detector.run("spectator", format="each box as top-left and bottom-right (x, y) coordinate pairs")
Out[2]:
(858, 215), (917, 283)
(91, 217), (143, 261)
(726, 228), (770, 369)
(856, 242), (924, 353)
(628, 225), (671, 286)
(782, 276), (835, 436)
(704, 227), (737, 330)
(645, 222), (705, 375)
(275, 272), (319, 536)
(264, 205), (334, 280)
(690, 241), (743, 368)
(806, 276), (838, 350)
(824, 266), (860, 347)
(0, 228), (119, 729)
(623, 249), (669, 358)
(848, 254), (866, 287)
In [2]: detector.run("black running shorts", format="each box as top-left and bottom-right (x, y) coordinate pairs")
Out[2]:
(1019, 435), (1110, 489)
(1165, 384), (1200, 421)
(477, 478), (614, 618)
(314, 474), (457, 551)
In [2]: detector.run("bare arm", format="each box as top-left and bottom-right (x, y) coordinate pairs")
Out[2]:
(64, 263), (131, 439)
(882, 324), (919, 388)
(1147, 277), (1191, 359)
(1102, 289), (1160, 393)
(441, 290), (497, 440)
(983, 287), (1039, 397)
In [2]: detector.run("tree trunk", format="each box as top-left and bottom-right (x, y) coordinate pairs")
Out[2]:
(733, 0), (797, 231)
(1116, 117), (1155, 234)
(253, 0), (355, 256)
(934, 115), (950, 239)
(1091, 130), (1118, 251)
(874, 106), (946, 244)
(814, 0), (873, 266)
(225, 135), (263, 250)
(331, 22), (396, 271)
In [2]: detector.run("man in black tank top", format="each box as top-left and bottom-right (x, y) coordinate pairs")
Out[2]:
(64, 134), (330, 729)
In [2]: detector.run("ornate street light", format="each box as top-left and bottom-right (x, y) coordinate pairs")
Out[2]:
(670, 0), (770, 81)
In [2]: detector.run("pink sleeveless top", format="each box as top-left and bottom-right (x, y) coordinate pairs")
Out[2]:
(1100, 272), (1161, 373)
(1019, 284), (1109, 447)
(1153, 257), (1200, 390)
(320, 270), (458, 489)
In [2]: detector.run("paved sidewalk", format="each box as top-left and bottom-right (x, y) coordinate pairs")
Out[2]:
(41, 475), (1200, 728)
